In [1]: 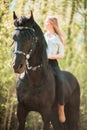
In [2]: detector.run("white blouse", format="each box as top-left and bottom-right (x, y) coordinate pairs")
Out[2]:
(44, 33), (64, 57)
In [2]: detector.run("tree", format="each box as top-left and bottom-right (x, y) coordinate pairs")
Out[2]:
(0, 0), (87, 129)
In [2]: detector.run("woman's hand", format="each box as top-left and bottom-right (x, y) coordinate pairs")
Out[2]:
(48, 54), (63, 60)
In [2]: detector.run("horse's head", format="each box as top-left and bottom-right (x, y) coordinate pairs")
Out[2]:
(12, 11), (39, 74)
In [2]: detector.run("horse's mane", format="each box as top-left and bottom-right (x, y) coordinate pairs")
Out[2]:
(32, 21), (48, 67)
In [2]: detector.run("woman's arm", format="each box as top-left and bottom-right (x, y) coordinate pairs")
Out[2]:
(48, 41), (65, 60)
(48, 54), (63, 60)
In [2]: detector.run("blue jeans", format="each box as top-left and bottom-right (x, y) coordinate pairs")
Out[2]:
(48, 59), (65, 105)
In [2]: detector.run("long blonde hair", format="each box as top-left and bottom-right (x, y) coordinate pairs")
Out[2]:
(46, 16), (65, 45)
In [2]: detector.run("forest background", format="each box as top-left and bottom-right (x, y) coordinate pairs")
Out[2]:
(0, 0), (87, 130)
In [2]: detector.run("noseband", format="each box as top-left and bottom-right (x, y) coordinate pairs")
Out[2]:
(14, 26), (42, 71)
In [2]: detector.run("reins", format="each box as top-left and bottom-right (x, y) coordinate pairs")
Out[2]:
(15, 26), (35, 31)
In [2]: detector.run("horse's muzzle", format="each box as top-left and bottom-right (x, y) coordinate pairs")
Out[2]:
(13, 63), (26, 74)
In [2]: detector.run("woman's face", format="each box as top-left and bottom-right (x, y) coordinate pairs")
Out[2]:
(44, 18), (53, 31)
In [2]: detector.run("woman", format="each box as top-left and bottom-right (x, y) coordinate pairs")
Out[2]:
(44, 16), (66, 123)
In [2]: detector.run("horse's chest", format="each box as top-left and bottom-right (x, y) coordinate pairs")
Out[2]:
(17, 73), (55, 110)
(17, 83), (47, 106)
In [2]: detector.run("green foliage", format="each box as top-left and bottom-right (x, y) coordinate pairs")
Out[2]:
(0, 0), (87, 129)
(25, 112), (42, 130)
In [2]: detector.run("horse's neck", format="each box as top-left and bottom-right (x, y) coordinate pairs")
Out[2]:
(29, 49), (42, 67)
(26, 68), (43, 85)
(28, 22), (48, 71)
(29, 44), (48, 68)
(25, 48), (48, 86)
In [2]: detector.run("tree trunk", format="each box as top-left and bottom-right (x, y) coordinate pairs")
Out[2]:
(3, 91), (10, 130)
(67, 0), (76, 40)
(84, 0), (87, 46)
(7, 102), (14, 130)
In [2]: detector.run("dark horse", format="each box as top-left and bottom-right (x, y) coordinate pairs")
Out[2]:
(12, 11), (80, 130)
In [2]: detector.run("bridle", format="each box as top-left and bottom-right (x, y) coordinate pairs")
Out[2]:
(14, 26), (42, 71)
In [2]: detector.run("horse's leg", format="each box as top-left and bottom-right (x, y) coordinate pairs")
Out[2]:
(17, 103), (28, 130)
(41, 107), (51, 130)
(50, 108), (59, 130)
(42, 116), (50, 130)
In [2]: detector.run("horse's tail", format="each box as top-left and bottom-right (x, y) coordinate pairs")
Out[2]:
(50, 78), (80, 130)
(62, 73), (80, 130)
(65, 79), (80, 130)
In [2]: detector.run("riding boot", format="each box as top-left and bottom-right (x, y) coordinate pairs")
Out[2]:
(58, 105), (66, 123)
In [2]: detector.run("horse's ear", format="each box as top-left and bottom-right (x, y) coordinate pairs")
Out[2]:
(30, 10), (33, 19)
(13, 11), (17, 20)
(29, 10), (34, 24)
